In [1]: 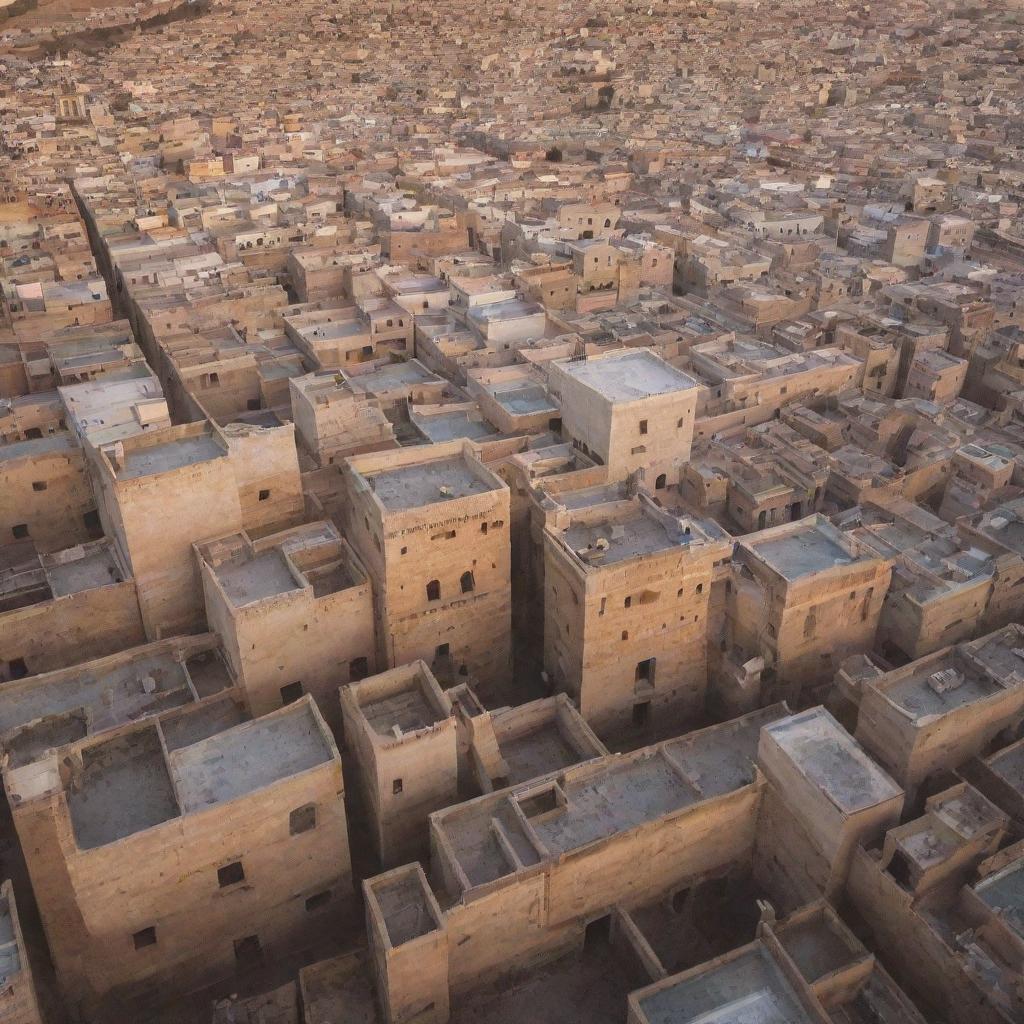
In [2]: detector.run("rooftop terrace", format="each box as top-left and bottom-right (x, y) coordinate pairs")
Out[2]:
(633, 943), (815, 1024)
(745, 517), (861, 581)
(762, 709), (902, 814)
(434, 705), (787, 894)
(558, 349), (697, 402)
(561, 508), (702, 567)
(114, 432), (224, 480)
(367, 454), (494, 511)
(64, 697), (331, 850)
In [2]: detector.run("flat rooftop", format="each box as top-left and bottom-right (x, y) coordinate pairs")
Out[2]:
(491, 382), (558, 415)
(217, 548), (300, 605)
(746, 519), (858, 580)
(763, 709), (902, 813)
(360, 686), (447, 738)
(170, 700), (333, 812)
(117, 433), (223, 479)
(500, 721), (586, 786)
(0, 893), (21, 990)
(559, 349), (697, 402)
(635, 944), (815, 1024)
(437, 706), (786, 893)
(46, 544), (124, 597)
(69, 726), (180, 850)
(0, 643), (235, 772)
(413, 409), (498, 443)
(348, 361), (438, 392)
(367, 455), (494, 511)
(561, 508), (699, 567)
(974, 858), (1024, 942)
(880, 653), (1005, 720)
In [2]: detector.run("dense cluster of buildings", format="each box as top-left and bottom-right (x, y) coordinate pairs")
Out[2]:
(2, 0), (1024, 1021)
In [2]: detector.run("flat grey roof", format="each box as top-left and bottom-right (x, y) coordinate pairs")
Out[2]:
(764, 708), (902, 813)
(414, 410), (497, 443)
(348, 361), (437, 391)
(561, 350), (697, 402)
(216, 549), (300, 606)
(492, 382), (558, 415)
(46, 545), (122, 597)
(563, 510), (694, 566)
(882, 654), (1004, 719)
(69, 727), (179, 850)
(467, 298), (542, 323)
(118, 434), (223, 479)
(368, 456), (493, 511)
(170, 701), (333, 812)
(499, 722), (583, 786)
(438, 706), (785, 890)
(637, 944), (815, 1024)
(362, 687), (446, 738)
(750, 524), (856, 580)
(0, 434), (76, 464)
(0, 650), (191, 739)
(0, 897), (20, 987)
(975, 859), (1024, 941)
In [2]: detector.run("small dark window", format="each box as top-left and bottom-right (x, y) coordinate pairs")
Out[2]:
(639, 419), (648, 435)
(24, 427), (42, 440)
(218, 861), (245, 888)
(393, 778), (403, 795)
(280, 681), (303, 705)
(305, 891), (331, 912)
(133, 927), (156, 950)
(31, 481), (47, 492)
(234, 935), (262, 965)
(655, 473), (667, 490)
(435, 643), (450, 660)
(7, 658), (28, 680)
(290, 804), (317, 835)
(11, 524), (28, 539)
(426, 579), (441, 601)
(636, 658), (656, 685)
(258, 489), (270, 501)
(460, 571), (475, 593)
(83, 509), (101, 532)
(624, 596), (632, 608)
(247, 399), (260, 411)
(209, 372), (219, 385)
(633, 701), (651, 727)
(349, 656), (369, 681)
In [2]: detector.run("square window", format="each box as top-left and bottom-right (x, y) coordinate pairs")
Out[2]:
(12, 524), (28, 539)
(133, 927), (156, 950)
(280, 681), (303, 705)
(31, 481), (47, 492)
(349, 656), (369, 681)
(218, 861), (245, 888)
(290, 804), (317, 835)
(6, 658), (28, 680)
(258, 489), (270, 501)
(393, 778), (403, 795)
(305, 890), (331, 912)
(233, 935), (262, 965)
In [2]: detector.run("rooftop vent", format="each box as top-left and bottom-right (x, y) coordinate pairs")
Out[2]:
(927, 668), (964, 694)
